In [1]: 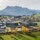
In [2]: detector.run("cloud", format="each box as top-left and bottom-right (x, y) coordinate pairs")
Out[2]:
(0, 0), (40, 10)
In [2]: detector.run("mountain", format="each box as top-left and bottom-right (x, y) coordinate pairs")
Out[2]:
(0, 6), (40, 16)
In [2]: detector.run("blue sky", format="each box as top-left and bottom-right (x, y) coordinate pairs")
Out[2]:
(0, 0), (40, 10)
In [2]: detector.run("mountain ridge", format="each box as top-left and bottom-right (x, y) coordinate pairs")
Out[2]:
(0, 6), (40, 16)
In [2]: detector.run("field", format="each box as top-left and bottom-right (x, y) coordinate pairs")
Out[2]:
(0, 32), (40, 40)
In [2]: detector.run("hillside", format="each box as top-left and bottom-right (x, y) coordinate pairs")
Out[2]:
(32, 13), (40, 18)
(0, 32), (40, 40)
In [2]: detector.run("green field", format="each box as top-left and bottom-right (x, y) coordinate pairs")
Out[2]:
(0, 32), (40, 40)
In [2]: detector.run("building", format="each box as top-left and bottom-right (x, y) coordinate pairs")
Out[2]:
(6, 22), (19, 33)
(0, 22), (6, 33)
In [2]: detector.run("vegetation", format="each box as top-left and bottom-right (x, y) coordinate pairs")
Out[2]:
(0, 32), (40, 40)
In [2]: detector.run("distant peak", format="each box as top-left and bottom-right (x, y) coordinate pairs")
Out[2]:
(6, 6), (22, 8)
(6, 6), (29, 9)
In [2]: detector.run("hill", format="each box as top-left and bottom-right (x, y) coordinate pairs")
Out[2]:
(0, 6), (40, 16)
(32, 13), (40, 18)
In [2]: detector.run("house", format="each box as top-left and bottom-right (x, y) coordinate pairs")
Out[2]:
(0, 28), (6, 33)
(18, 22), (30, 33)
(0, 22), (6, 33)
(6, 22), (19, 33)
(17, 25), (22, 32)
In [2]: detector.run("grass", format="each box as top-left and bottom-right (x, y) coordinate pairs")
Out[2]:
(0, 32), (40, 40)
(1, 35), (14, 40)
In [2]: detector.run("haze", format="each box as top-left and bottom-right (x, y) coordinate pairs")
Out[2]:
(0, 0), (40, 10)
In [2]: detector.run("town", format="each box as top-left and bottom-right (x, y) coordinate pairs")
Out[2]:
(0, 13), (40, 40)
(0, 13), (40, 33)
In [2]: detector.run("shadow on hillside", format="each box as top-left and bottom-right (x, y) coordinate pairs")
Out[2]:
(27, 33), (37, 38)
(11, 36), (18, 40)
(0, 36), (4, 40)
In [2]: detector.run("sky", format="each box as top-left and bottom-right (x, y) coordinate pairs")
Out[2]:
(0, 0), (40, 10)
